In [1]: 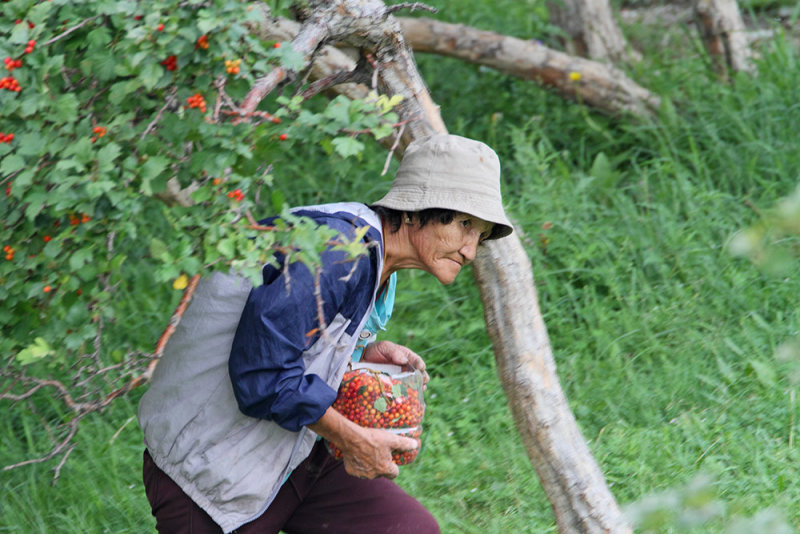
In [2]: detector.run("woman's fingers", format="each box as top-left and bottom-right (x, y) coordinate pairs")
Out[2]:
(364, 341), (430, 384)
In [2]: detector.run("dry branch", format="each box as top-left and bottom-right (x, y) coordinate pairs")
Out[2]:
(249, 9), (659, 120)
(397, 17), (659, 117)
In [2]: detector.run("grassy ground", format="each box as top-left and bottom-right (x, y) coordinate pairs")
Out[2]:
(3, 7), (800, 534)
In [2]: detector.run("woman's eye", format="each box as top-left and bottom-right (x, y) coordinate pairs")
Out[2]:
(461, 219), (472, 229)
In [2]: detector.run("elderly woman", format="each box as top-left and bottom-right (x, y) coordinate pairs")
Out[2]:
(137, 134), (513, 533)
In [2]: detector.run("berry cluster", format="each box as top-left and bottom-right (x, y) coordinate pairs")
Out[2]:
(24, 40), (35, 55)
(91, 126), (107, 143)
(69, 213), (91, 226)
(0, 76), (21, 92)
(226, 188), (244, 202)
(195, 35), (209, 50)
(161, 55), (178, 71)
(225, 59), (241, 75)
(3, 245), (14, 261)
(0, 133), (14, 143)
(4, 57), (22, 71)
(186, 93), (206, 113)
(327, 367), (425, 466)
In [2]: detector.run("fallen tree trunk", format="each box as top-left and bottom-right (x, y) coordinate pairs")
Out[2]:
(243, 2), (634, 532)
(396, 16), (659, 117)
(249, 9), (660, 118)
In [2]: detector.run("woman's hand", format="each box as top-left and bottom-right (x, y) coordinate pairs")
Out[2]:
(362, 340), (430, 386)
(339, 427), (418, 480)
(309, 407), (418, 479)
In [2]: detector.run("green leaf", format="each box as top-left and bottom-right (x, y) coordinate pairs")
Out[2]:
(1, 154), (25, 175)
(216, 238), (235, 258)
(98, 143), (122, 173)
(15, 133), (47, 157)
(55, 93), (80, 123)
(331, 137), (364, 158)
(12, 170), (34, 189)
(149, 238), (168, 261)
(69, 248), (93, 271)
(24, 192), (47, 221)
(17, 337), (53, 366)
(373, 397), (388, 413)
(140, 156), (170, 195)
(139, 62), (163, 90)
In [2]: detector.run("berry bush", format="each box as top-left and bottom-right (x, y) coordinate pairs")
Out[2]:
(0, 0), (401, 446)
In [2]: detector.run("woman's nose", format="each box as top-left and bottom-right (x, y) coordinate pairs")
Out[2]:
(459, 235), (479, 262)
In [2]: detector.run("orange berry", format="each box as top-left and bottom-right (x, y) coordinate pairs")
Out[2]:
(43, 285), (51, 293)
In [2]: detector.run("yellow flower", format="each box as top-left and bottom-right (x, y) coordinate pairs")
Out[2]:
(173, 274), (189, 290)
(568, 71), (581, 82)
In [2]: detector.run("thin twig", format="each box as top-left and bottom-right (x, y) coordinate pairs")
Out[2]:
(382, 122), (406, 175)
(4, 417), (80, 471)
(52, 444), (76, 486)
(42, 16), (101, 46)
(385, 2), (438, 15)
(141, 89), (178, 140)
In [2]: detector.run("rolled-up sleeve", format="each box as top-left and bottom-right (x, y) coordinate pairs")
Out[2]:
(229, 249), (361, 432)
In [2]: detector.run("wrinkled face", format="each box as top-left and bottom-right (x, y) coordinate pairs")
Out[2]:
(409, 213), (494, 285)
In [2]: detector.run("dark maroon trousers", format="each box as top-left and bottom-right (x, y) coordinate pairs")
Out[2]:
(143, 441), (440, 534)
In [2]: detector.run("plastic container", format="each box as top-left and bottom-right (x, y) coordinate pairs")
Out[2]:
(326, 362), (425, 465)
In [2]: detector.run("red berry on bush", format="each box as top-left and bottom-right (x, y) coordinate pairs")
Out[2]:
(156, 23), (164, 31)
(279, 133), (288, 141)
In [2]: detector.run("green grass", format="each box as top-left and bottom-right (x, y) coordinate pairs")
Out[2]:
(3, 10), (800, 534)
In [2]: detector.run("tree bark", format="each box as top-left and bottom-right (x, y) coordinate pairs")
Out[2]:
(472, 238), (633, 533)
(694, 0), (755, 77)
(397, 17), (658, 117)
(249, 9), (659, 118)
(547, 0), (641, 64)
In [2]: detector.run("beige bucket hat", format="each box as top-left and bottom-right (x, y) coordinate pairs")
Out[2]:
(373, 134), (513, 240)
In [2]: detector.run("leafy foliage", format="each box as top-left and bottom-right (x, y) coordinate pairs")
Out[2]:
(0, 1), (401, 374)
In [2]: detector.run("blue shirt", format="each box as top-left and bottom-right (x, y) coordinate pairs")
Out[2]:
(351, 272), (397, 362)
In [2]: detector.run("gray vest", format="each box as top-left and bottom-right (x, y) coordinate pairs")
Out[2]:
(137, 203), (383, 532)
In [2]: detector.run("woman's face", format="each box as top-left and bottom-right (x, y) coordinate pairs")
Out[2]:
(409, 213), (494, 285)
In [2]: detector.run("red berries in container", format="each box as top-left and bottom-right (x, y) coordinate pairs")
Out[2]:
(326, 362), (425, 466)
